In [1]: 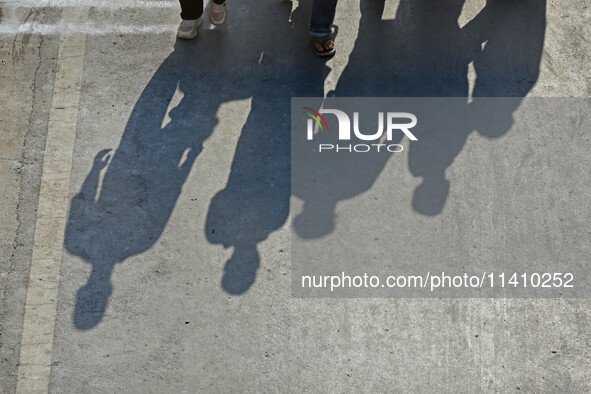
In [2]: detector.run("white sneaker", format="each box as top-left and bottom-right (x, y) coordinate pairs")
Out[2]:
(177, 17), (203, 39)
(209, 2), (228, 26)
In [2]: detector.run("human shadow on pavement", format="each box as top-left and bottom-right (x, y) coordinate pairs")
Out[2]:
(65, 1), (327, 329)
(65, 0), (546, 328)
(292, 0), (546, 241)
(204, 2), (328, 294)
(406, 0), (547, 215)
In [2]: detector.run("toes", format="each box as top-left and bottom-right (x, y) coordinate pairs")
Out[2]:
(314, 40), (333, 53)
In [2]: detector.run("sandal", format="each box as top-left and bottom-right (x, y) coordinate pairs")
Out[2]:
(311, 35), (336, 57)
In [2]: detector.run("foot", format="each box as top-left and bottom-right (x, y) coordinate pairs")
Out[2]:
(209, 2), (228, 26)
(177, 17), (203, 39)
(311, 35), (336, 57)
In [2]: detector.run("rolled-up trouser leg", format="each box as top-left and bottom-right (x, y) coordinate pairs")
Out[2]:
(310, 0), (338, 36)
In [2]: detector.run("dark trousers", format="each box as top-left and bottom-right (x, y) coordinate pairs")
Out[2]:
(310, 0), (338, 36)
(179, 0), (225, 20)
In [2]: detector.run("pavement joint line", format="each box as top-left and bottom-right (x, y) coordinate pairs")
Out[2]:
(15, 6), (89, 394)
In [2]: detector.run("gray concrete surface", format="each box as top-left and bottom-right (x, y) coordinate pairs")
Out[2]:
(1, 0), (590, 392)
(1, 6), (60, 391)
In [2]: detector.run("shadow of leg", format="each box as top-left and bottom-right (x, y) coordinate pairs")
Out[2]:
(221, 245), (260, 295)
(293, 200), (336, 239)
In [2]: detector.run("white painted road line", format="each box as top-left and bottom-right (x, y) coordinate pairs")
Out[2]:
(1, 0), (176, 9)
(0, 22), (177, 36)
(15, 6), (88, 394)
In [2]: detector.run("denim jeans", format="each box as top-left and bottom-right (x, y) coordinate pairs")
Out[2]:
(179, 0), (225, 20)
(309, 0), (338, 36)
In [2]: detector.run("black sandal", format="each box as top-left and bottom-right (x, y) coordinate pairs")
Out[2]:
(311, 35), (336, 57)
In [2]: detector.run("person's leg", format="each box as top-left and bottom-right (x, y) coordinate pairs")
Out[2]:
(309, 0), (338, 37)
(178, 0), (204, 39)
(309, 0), (337, 55)
(179, 0), (204, 19)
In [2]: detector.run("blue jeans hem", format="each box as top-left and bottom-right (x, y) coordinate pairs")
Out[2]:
(309, 28), (332, 37)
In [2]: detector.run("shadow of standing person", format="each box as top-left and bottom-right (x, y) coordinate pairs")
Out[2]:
(205, 1), (330, 294)
(408, 0), (546, 215)
(297, 0), (546, 222)
(65, 25), (255, 329)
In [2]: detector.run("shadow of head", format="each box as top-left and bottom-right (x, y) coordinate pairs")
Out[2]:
(221, 246), (260, 295)
(412, 176), (450, 216)
(73, 271), (113, 331)
(293, 200), (336, 239)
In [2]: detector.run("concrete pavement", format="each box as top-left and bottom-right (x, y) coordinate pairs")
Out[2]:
(1, 0), (590, 392)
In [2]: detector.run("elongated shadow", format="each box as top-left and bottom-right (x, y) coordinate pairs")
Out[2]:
(205, 2), (328, 294)
(292, 0), (546, 231)
(65, 39), (226, 329)
(407, 0), (547, 215)
(65, 0), (546, 325)
(65, 1), (329, 329)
